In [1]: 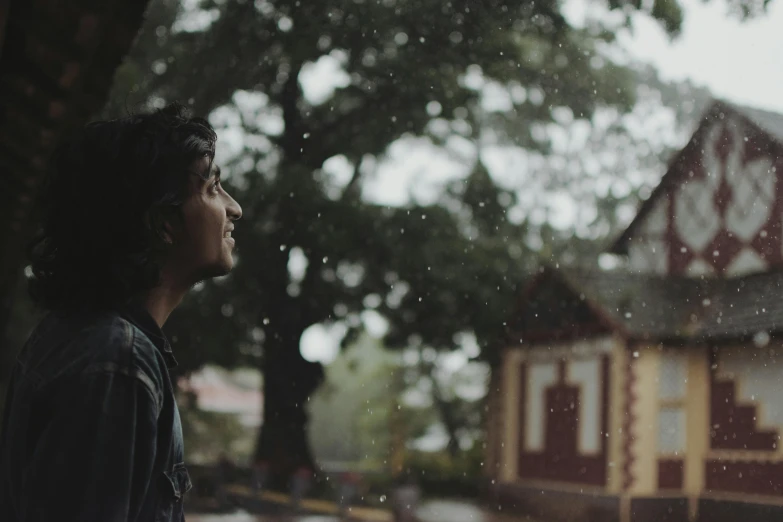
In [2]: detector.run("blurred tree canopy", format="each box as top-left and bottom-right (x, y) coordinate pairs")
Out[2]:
(57, 0), (769, 475)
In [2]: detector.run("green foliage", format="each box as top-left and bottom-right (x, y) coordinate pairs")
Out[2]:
(404, 445), (485, 497)
(308, 334), (402, 465)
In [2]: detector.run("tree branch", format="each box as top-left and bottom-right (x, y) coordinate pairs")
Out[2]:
(339, 161), (362, 202)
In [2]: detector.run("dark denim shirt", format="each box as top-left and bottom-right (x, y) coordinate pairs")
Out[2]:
(0, 303), (191, 522)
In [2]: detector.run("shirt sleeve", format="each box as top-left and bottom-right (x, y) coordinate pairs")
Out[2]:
(21, 368), (159, 522)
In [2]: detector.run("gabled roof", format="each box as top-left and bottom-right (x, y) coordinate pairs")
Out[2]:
(556, 267), (704, 341)
(730, 102), (783, 144)
(609, 100), (783, 255)
(506, 266), (618, 343)
(513, 265), (783, 343)
(696, 270), (783, 340)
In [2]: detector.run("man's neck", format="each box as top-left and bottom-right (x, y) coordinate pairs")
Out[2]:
(142, 282), (188, 328)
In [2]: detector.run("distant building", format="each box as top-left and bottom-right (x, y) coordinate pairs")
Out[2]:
(486, 100), (783, 522)
(180, 366), (263, 427)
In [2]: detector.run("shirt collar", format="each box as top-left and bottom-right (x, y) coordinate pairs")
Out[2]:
(117, 300), (178, 369)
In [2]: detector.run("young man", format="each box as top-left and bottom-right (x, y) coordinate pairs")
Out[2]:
(0, 103), (242, 521)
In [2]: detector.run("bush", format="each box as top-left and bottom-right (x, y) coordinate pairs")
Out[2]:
(404, 446), (484, 498)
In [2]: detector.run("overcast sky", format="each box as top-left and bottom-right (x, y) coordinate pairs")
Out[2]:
(620, 0), (783, 113)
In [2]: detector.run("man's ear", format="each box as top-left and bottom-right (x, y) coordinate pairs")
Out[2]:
(160, 222), (174, 245)
(145, 207), (177, 245)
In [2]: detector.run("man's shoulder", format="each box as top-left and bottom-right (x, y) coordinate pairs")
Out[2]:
(78, 312), (167, 381)
(30, 310), (168, 402)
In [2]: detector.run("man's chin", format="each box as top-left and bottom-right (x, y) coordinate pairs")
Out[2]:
(214, 260), (234, 277)
(192, 261), (233, 284)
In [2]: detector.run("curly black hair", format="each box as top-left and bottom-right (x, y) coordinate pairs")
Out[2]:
(27, 103), (217, 311)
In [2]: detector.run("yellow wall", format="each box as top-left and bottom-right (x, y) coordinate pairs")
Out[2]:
(500, 347), (522, 482)
(684, 345), (710, 519)
(628, 346), (660, 495)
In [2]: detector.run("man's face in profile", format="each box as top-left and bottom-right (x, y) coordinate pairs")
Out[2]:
(167, 156), (243, 284)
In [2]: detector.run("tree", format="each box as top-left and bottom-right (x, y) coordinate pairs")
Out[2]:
(95, 0), (769, 478)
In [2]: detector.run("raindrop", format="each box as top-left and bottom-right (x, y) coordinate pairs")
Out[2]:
(263, 318), (270, 325)
(277, 16), (293, 32)
(754, 331), (770, 347)
(280, 244), (287, 251)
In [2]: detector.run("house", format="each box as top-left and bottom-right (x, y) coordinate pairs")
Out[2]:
(486, 100), (783, 522)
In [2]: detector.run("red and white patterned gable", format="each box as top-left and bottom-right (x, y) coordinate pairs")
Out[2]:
(627, 112), (783, 277)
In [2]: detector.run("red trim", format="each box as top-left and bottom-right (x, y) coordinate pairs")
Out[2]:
(517, 355), (610, 486)
(667, 119), (783, 275)
(706, 460), (783, 495)
(658, 459), (684, 490)
(710, 371), (778, 451)
(611, 101), (783, 257)
(611, 101), (726, 254)
(622, 348), (637, 491)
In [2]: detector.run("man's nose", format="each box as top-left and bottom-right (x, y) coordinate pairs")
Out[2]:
(227, 196), (242, 221)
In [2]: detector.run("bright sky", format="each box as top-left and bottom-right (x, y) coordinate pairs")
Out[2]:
(294, 0), (783, 364)
(620, 0), (783, 113)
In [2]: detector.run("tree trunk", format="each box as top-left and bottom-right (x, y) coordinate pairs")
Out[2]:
(253, 324), (324, 485)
